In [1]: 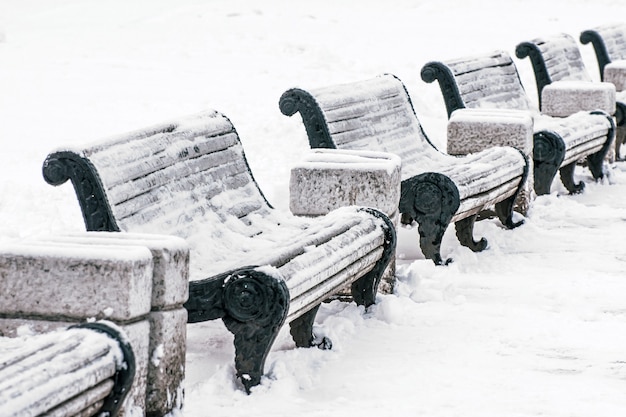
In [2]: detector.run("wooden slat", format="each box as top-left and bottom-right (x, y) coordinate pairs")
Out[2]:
(287, 246), (382, 320)
(44, 380), (113, 417)
(533, 35), (591, 82)
(105, 145), (248, 205)
(453, 179), (519, 222)
(322, 94), (408, 124)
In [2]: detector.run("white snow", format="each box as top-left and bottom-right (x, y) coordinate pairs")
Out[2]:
(293, 149), (402, 177)
(2, 0), (626, 416)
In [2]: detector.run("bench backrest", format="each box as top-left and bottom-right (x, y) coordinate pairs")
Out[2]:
(420, 51), (535, 117)
(581, 23), (626, 79)
(279, 74), (449, 181)
(42, 110), (271, 238)
(515, 33), (592, 106)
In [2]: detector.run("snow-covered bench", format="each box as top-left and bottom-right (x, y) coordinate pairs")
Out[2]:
(279, 74), (529, 265)
(516, 32), (621, 159)
(41, 110), (396, 392)
(581, 24), (626, 159)
(0, 322), (134, 417)
(421, 50), (615, 195)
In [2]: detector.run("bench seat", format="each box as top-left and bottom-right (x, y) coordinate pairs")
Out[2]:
(421, 50), (615, 195)
(42, 110), (395, 392)
(279, 74), (529, 265)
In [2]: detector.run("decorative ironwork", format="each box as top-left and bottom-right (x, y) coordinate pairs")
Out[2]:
(420, 62), (467, 118)
(279, 88), (336, 149)
(42, 151), (119, 232)
(400, 173), (460, 265)
(454, 214), (487, 253)
(221, 268), (289, 393)
(533, 131), (566, 195)
(289, 304), (331, 349)
(185, 273), (228, 323)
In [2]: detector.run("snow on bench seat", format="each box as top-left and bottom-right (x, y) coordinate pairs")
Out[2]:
(42, 110), (396, 393)
(421, 50), (615, 195)
(279, 73), (529, 265)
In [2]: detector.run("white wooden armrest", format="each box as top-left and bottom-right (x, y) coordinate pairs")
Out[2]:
(541, 80), (616, 117)
(447, 108), (533, 155)
(603, 60), (626, 91)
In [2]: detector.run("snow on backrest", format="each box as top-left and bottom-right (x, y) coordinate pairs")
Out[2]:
(307, 74), (447, 180)
(444, 51), (535, 111)
(594, 23), (626, 61)
(80, 110), (270, 237)
(533, 33), (591, 82)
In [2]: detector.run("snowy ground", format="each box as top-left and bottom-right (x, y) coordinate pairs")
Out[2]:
(2, 1), (626, 416)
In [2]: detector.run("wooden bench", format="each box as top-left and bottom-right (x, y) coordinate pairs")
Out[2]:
(581, 24), (626, 159)
(41, 110), (396, 393)
(279, 73), (529, 265)
(515, 32), (622, 159)
(421, 50), (615, 195)
(0, 322), (134, 417)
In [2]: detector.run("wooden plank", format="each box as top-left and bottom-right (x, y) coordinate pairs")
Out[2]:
(44, 380), (113, 417)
